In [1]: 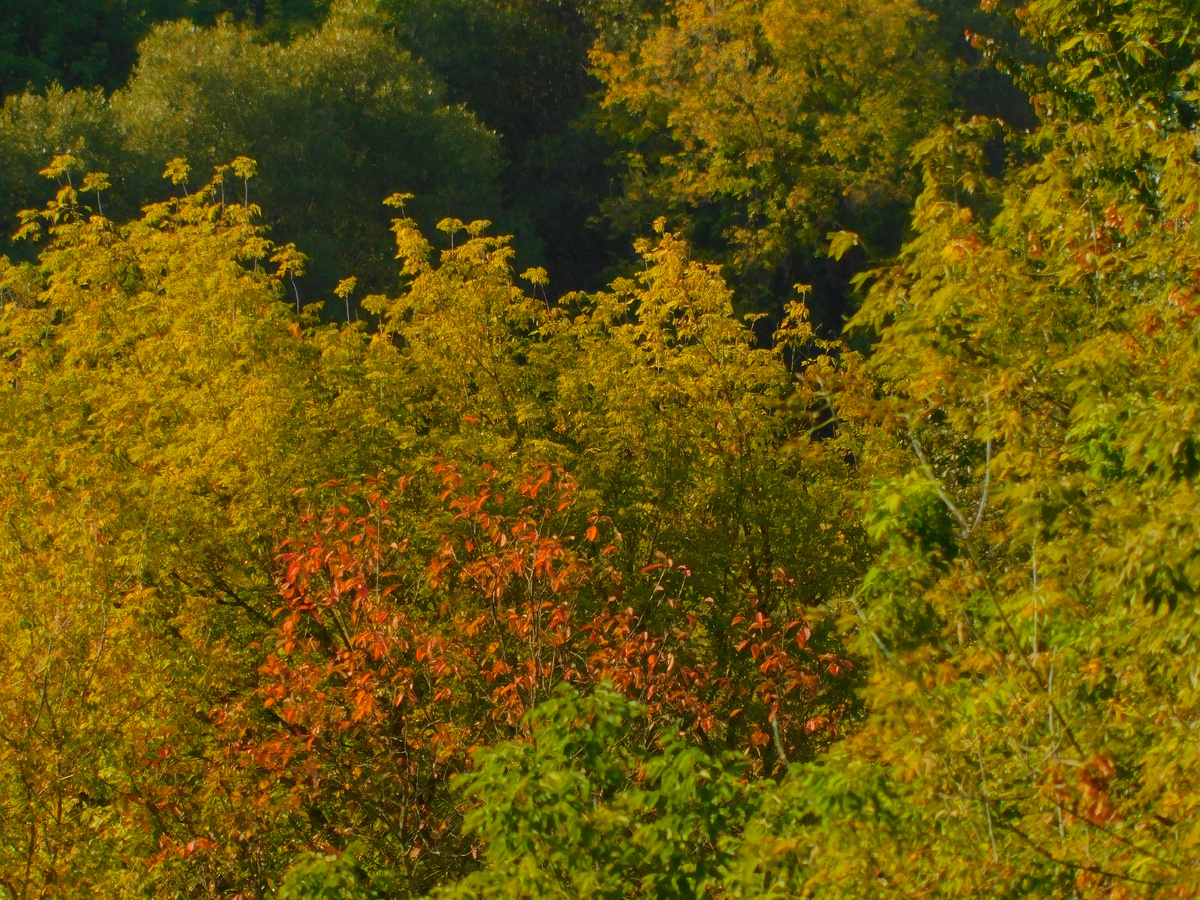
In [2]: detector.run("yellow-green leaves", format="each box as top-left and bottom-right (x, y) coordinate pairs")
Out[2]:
(786, 1), (1200, 894)
(0, 156), (867, 896)
(0, 165), (369, 898)
(594, 0), (950, 305)
(163, 156), (190, 187)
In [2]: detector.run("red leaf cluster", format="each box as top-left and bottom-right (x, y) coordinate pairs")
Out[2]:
(232, 464), (856, 868)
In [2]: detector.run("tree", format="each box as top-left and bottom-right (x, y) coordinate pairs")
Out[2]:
(0, 159), (863, 894)
(0, 5), (503, 303)
(114, 6), (502, 299)
(0, 0), (331, 99)
(0, 162), (394, 898)
(377, 0), (667, 293)
(214, 211), (865, 893)
(733, 0), (1200, 895)
(273, 686), (770, 900)
(420, 2), (1200, 895)
(593, 0), (950, 323)
(0, 86), (124, 263)
(434, 686), (758, 900)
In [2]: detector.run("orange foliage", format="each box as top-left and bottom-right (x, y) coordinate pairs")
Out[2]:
(229, 463), (856, 872)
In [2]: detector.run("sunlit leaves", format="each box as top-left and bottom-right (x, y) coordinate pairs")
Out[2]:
(0, 154), (867, 895)
(594, 0), (950, 306)
(0, 164), (386, 898)
(778, 0), (1200, 895)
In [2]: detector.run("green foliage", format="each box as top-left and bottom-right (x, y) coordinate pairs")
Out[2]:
(0, 6), (502, 301)
(281, 850), (389, 900)
(0, 86), (124, 257)
(434, 686), (757, 900)
(0, 0), (331, 98)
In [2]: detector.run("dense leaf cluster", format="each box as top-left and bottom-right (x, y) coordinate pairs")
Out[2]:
(3, 0), (1200, 898)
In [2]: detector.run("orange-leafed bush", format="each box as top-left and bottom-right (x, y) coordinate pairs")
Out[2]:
(236, 462), (857, 886)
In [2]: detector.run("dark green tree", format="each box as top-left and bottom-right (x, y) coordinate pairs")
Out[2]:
(115, 6), (502, 299)
(379, 0), (654, 292)
(0, 0), (331, 99)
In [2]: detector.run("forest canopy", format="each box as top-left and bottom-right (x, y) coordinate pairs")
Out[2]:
(2, 0), (1200, 898)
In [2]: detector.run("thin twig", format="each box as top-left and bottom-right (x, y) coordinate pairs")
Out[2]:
(975, 730), (999, 862)
(969, 386), (992, 534)
(999, 821), (1177, 888)
(908, 421), (1085, 759)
